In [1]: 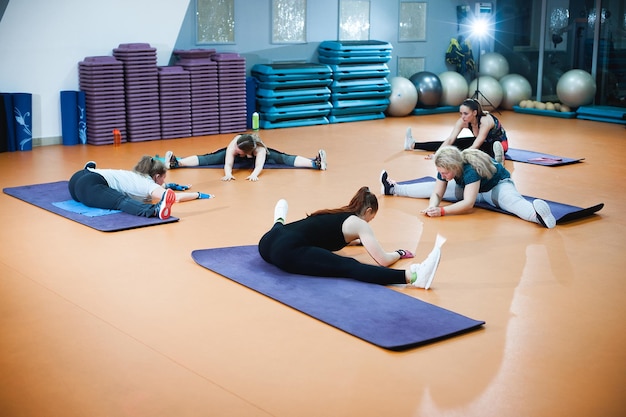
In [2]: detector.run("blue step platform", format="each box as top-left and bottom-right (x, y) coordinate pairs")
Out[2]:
(576, 105), (626, 125)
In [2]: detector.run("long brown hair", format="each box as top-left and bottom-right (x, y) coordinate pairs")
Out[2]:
(461, 98), (487, 128)
(236, 134), (268, 155)
(309, 187), (378, 217)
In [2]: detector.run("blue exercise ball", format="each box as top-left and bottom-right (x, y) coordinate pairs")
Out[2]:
(409, 71), (443, 108)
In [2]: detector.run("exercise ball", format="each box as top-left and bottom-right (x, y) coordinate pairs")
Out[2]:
(386, 77), (418, 116)
(499, 74), (532, 109)
(503, 52), (533, 80)
(479, 52), (509, 80)
(556, 69), (596, 108)
(409, 71), (443, 108)
(438, 71), (469, 106)
(468, 76), (503, 109)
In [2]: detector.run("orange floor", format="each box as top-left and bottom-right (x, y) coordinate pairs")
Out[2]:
(0, 112), (624, 417)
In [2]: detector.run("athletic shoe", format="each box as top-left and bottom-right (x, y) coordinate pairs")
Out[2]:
(409, 234), (446, 289)
(533, 199), (556, 229)
(164, 150), (179, 169)
(380, 170), (394, 195)
(274, 199), (288, 224)
(315, 149), (327, 170)
(493, 141), (505, 164)
(157, 189), (176, 220)
(404, 127), (415, 151)
(84, 161), (96, 169)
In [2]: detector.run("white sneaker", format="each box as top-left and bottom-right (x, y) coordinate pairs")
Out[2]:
(493, 141), (505, 164)
(533, 199), (556, 229)
(316, 149), (327, 170)
(164, 150), (179, 169)
(274, 199), (288, 224)
(409, 234), (446, 289)
(404, 127), (415, 151)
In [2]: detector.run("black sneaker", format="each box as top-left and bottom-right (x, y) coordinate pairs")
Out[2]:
(380, 170), (394, 195)
(84, 161), (96, 169)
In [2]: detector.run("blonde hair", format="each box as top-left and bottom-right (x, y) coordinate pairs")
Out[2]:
(434, 146), (496, 179)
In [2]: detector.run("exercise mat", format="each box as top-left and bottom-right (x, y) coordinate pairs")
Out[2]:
(505, 148), (584, 166)
(3, 181), (178, 232)
(191, 245), (485, 351)
(399, 177), (603, 224)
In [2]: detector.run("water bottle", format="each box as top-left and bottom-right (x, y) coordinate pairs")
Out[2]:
(113, 129), (122, 147)
(252, 112), (259, 131)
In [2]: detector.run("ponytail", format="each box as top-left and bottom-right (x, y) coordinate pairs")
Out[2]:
(310, 186), (378, 217)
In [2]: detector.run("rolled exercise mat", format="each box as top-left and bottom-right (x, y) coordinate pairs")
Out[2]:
(11, 92), (32, 151)
(60, 90), (79, 146)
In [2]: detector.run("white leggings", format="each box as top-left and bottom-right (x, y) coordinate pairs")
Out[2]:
(393, 179), (541, 224)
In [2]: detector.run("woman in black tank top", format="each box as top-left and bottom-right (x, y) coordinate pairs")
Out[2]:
(258, 187), (445, 289)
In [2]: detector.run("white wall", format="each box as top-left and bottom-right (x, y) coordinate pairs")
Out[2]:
(0, 0), (190, 143)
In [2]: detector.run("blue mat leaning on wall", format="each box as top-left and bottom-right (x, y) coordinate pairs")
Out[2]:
(0, 92), (33, 152)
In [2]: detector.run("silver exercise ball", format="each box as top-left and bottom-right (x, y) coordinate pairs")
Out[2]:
(499, 74), (532, 109)
(468, 76), (503, 109)
(386, 77), (418, 116)
(556, 69), (596, 108)
(479, 52), (509, 80)
(438, 71), (469, 106)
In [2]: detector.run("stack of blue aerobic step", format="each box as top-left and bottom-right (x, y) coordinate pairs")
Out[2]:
(252, 63), (333, 129)
(318, 40), (392, 123)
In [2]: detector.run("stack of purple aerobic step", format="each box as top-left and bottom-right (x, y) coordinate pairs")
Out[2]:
(113, 43), (161, 142)
(212, 53), (247, 134)
(78, 56), (127, 145)
(173, 49), (220, 136)
(157, 66), (192, 139)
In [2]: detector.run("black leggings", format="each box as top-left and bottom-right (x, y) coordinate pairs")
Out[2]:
(258, 223), (406, 285)
(68, 169), (158, 217)
(413, 137), (506, 157)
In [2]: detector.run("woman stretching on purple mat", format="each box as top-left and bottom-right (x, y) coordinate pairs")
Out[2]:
(258, 187), (446, 289)
(163, 133), (327, 182)
(68, 156), (213, 220)
(381, 146), (556, 228)
(404, 98), (508, 164)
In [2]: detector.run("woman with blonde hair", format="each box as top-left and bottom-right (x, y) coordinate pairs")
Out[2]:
(164, 133), (327, 182)
(381, 146), (556, 228)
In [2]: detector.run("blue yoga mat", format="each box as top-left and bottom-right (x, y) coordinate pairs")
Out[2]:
(399, 177), (603, 224)
(192, 245), (485, 351)
(3, 181), (178, 232)
(505, 148), (584, 166)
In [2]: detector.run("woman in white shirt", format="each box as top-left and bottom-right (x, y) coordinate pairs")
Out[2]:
(68, 156), (211, 219)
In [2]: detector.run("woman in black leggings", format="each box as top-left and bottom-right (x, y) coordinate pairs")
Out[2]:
(258, 187), (445, 289)
(68, 156), (211, 219)
(404, 98), (508, 163)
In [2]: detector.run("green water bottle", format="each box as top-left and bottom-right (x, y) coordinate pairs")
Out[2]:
(252, 111), (259, 131)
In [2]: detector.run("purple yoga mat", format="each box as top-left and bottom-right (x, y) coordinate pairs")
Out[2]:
(192, 245), (485, 350)
(399, 177), (603, 224)
(505, 148), (584, 166)
(3, 181), (178, 232)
